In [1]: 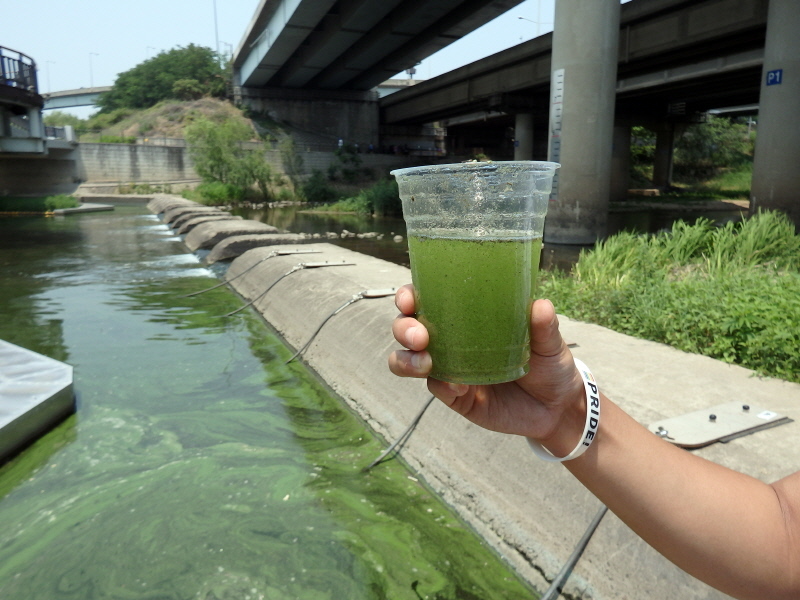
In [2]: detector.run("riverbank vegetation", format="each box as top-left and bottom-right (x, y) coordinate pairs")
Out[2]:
(0, 195), (79, 213)
(306, 177), (401, 216)
(539, 210), (800, 383)
(631, 115), (754, 200)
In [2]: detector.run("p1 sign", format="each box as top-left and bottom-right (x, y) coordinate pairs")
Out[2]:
(766, 69), (783, 86)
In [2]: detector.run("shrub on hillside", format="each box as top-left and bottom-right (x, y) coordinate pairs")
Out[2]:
(302, 170), (339, 203)
(97, 44), (227, 112)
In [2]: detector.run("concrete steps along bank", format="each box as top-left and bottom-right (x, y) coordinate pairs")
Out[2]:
(151, 196), (800, 600)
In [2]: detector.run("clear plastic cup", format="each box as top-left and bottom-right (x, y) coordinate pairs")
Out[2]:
(391, 161), (560, 385)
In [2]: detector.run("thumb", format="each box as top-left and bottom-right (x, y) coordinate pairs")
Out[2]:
(530, 299), (565, 359)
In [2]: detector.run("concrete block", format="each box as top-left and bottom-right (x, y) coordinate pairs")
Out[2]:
(163, 205), (224, 225)
(176, 215), (241, 235)
(171, 210), (231, 229)
(205, 234), (312, 264)
(184, 220), (279, 251)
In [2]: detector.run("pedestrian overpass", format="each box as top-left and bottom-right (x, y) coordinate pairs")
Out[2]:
(42, 87), (112, 110)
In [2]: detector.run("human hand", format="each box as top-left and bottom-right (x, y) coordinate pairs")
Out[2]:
(388, 284), (587, 451)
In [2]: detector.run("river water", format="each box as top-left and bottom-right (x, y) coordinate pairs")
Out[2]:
(0, 205), (533, 600)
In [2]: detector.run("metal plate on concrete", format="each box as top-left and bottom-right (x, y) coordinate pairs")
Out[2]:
(648, 401), (790, 448)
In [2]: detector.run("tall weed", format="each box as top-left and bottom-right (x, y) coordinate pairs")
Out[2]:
(540, 211), (800, 382)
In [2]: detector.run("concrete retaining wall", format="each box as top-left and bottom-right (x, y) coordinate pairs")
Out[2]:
(74, 144), (417, 184)
(0, 151), (79, 196)
(76, 143), (196, 183)
(149, 198), (800, 599)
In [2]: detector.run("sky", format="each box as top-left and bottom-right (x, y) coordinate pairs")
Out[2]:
(3, 0), (563, 117)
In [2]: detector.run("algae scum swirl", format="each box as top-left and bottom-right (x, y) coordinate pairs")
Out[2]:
(0, 206), (533, 599)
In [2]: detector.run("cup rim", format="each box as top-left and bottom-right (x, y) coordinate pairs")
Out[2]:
(390, 160), (560, 178)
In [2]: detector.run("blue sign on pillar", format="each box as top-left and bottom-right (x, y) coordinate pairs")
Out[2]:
(766, 69), (783, 86)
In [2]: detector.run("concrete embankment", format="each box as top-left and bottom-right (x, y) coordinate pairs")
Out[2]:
(150, 195), (800, 600)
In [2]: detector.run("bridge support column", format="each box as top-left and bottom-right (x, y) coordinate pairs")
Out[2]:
(750, 0), (800, 228)
(610, 119), (631, 202)
(545, 0), (620, 244)
(514, 113), (533, 160)
(652, 121), (676, 190)
(27, 107), (44, 139)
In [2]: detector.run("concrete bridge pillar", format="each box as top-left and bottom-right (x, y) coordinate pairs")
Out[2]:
(750, 0), (800, 228)
(544, 0), (620, 244)
(27, 106), (44, 139)
(611, 119), (632, 202)
(514, 113), (534, 160)
(652, 121), (676, 190)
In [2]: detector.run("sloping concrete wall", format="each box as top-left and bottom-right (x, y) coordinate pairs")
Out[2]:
(152, 201), (800, 600)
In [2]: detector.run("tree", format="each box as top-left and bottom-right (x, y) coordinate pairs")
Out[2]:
(674, 115), (753, 179)
(185, 117), (276, 200)
(43, 111), (86, 129)
(97, 44), (226, 112)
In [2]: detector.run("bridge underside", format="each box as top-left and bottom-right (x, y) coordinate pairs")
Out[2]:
(234, 0), (525, 91)
(380, 0), (768, 128)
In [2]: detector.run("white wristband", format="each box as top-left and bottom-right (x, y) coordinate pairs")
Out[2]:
(527, 358), (600, 462)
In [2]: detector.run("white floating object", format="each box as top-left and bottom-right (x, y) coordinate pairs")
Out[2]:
(0, 340), (75, 460)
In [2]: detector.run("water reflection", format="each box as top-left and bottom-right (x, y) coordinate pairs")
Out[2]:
(236, 205), (412, 266)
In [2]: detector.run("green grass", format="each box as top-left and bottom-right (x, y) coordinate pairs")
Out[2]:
(663, 163), (752, 201)
(0, 195), (80, 212)
(630, 162), (753, 201)
(540, 211), (800, 382)
(305, 178), (400, 216)
(310, 194), (371, 214)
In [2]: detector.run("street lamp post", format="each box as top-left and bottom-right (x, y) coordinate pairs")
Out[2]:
(45, 60), (55, 93)
(89, 52), (99, 88)
(518, 2), (552, 39)
(213, 0), (220, 59)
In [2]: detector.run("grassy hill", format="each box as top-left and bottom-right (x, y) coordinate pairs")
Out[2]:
(46, 98), (263, 143)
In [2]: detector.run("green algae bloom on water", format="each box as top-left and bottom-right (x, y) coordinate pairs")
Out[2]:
(0, 208), (535, 599)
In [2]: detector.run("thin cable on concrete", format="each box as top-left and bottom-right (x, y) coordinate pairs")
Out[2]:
(363, 394), (436, 471)
(286, 288), (397, 364)
(181, 249), (321, 298)
(218, 260), (355, 318)
(540, 504), (608, 599)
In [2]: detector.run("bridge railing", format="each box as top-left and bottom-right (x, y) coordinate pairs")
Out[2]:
(1, 46), (37, 93)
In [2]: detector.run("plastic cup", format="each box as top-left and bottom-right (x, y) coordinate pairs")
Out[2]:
(391, 161), (559, 385)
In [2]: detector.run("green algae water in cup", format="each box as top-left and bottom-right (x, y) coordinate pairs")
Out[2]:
(391, 161), (559, 385)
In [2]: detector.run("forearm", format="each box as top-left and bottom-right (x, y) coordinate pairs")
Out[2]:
(545, 393), (799, 600)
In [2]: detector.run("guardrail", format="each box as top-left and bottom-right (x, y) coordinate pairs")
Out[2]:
(1, 46), (37, 93)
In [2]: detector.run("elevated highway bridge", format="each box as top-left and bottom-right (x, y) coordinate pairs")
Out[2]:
(230, 0), (798, 236)
(233, 0), (527, 91)
(378, 0), (770, 191)
(380, 0), (767, 126)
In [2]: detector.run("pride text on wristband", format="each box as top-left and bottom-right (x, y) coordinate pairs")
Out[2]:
(527, 357), (600, 462)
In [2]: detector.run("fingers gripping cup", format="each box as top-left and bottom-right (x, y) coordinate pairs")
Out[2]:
(391, 161), (559, 385)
